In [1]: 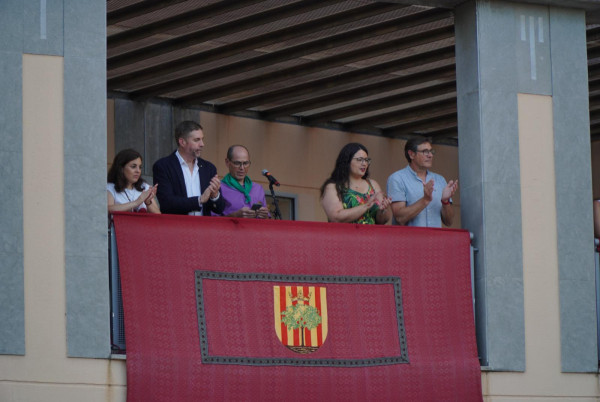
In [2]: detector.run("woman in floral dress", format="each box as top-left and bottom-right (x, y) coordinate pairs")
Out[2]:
(320, 143), (391, 224)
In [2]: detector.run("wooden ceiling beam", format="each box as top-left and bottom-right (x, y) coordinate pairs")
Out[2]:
(167, 26), (454, 103)
(371, 112), (457, 135)
(107, 0), (190, 25)
(108, 0), (345, 68)
(259, 64), (456, 118)
(343, 98), (456, 128)
(109, 0), (272, 47)
(129, 14), (454, 98)
(304, 81), (456, 124)
(108, 2), (405, 88)
(217, 47), (455, 112)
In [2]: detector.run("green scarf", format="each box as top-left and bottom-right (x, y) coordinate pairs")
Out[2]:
(222, 173), (253, 204)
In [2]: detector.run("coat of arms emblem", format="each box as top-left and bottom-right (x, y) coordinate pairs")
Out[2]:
(273, 286), (328, 354)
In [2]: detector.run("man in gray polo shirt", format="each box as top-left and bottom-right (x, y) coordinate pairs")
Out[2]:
(386, 137), (458, 228)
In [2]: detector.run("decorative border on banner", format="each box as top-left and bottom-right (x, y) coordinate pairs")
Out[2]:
(194, 271), (408, 367)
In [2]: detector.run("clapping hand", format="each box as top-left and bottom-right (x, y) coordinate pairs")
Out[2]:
(200, 175), (221, 203)
(423, 180), (434, 202)
(143, 184), (158, 206)
(372, 191), (392, 210)
(137, 184), (157, 207)
(441, 179), (458, 203)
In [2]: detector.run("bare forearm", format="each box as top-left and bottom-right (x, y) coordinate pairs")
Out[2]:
(441, 203), (454, 226)
(392, 198), (428, 225)
(324, 202), (372, 223)
(146, 198), (161, 214)
(375, 208), (391, 225)
(108, 200), (143, 212)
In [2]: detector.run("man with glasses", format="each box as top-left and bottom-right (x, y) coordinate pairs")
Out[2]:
(386, 137), (458, 228)
(217, 145), (269, 218)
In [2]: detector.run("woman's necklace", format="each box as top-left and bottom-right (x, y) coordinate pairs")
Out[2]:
(349, 179), (364, 192)
(123, 188), (134, 203)
(123, 187), (137, 211)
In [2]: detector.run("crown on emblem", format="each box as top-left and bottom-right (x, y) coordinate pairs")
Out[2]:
(288, 289), (311, 303)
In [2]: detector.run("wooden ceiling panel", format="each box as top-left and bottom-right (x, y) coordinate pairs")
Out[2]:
(107, 0), (600, 143)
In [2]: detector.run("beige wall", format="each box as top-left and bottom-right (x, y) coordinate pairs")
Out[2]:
(0, 55), (126, 402)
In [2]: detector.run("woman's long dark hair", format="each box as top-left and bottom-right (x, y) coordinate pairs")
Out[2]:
(320, 143), (369, 201)
(107, 149), (145, 192)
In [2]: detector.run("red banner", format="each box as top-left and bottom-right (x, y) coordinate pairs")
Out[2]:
(114, 213), (482, 401)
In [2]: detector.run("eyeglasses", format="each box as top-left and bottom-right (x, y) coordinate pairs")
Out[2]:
(230, 160), (251, 168)
(353, 157), (372, 165)
(415, 149), (435, 156)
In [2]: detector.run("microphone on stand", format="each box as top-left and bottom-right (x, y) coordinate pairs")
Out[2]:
(262, 169), (280, 186)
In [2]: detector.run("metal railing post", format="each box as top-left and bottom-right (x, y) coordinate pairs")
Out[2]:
(109, 218), (126, 353)
(595, 239), (599, 365)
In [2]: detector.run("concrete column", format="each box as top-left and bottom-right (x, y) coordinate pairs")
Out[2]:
(456, 0), (596, 372)
(0, 0), (108, 358)
(0, 0), (26, 355)
(63, 0), (109, 358)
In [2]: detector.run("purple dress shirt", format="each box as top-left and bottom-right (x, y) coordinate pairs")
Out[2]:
(214, 181), (268, 216)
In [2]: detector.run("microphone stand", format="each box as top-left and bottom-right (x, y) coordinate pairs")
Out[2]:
(269, 182), (283, 220)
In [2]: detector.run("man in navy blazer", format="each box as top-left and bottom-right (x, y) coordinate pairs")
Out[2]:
(153, 121), (225, 215)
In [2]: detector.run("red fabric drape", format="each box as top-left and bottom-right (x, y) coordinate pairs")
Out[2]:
(114, 213), (482, 402)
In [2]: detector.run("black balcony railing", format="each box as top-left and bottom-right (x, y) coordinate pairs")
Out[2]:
(109, 221), (126, 354)
(596, 239), (600, 365)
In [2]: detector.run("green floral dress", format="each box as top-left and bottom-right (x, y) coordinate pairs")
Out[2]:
(342, 181), (378, 224)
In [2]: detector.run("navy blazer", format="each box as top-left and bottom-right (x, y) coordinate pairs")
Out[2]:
(153, 152), (225, 215)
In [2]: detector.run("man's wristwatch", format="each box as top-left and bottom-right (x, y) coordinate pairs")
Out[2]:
(441, 199), (452, 205)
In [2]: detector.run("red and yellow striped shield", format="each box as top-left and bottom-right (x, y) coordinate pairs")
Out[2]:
(273, 285), (328, 354)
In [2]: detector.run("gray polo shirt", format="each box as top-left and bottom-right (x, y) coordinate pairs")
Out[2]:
(387, 165), (448, 228)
